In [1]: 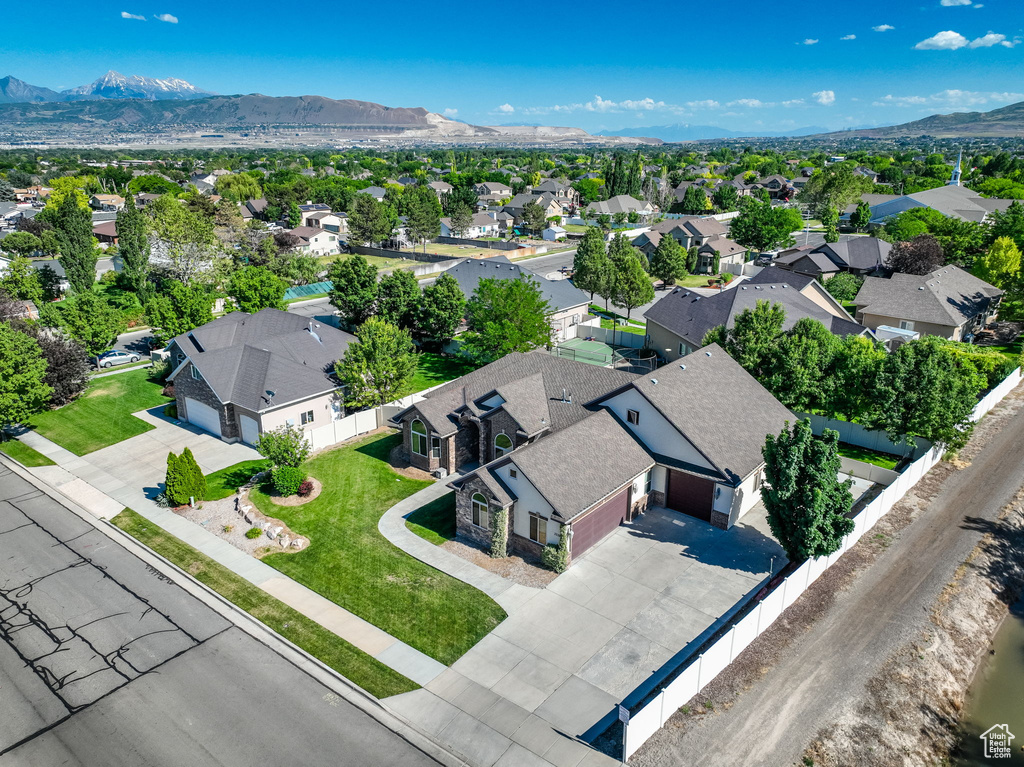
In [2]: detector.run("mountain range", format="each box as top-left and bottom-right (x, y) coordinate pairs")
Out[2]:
(595, 124), (831, 141)
(0, 71), (214, 103)
(809, 100), (1024, 139)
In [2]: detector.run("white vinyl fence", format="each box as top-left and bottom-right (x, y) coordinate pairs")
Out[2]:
(303, 383), (449, 453)
(622, 367), (1022, 760)
(574, 323), (647, 349)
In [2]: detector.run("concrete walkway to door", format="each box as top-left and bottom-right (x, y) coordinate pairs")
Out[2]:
(381, 495), (784, 767)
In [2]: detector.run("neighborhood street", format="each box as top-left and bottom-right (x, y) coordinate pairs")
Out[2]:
(0, 461), (446, 767)
(631, 386), (1024, 767)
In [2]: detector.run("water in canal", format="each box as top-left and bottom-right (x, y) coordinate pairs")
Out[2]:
(955, 600), (1024, 765)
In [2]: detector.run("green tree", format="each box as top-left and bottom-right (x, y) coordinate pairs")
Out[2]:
(328, 255), (378, 327)
(704, 299), (786, 380)
(148, 197), (219, 286)
(610, 242), (654, 320)
(228, 265), (287, 313)
(287, 202), (302, 228)
(572, 228), (612, 300)
(334, 317), (418, 409)
(730, 199), (798, 253)
(0, 231), (42, 257)
(680, 186), (708, 215)
(648, 235), (688, 286)
(448, 204), (474, 239)
(254, 424), (311, 468)
(761, 420), (855, 563)
(712, 184), (739, 212)
(849, 200), (872, 231)
(0, 256), (42, 303)
(974, 236), (1021, 288)
(822, 272), (864, 302)
(415, 273), (465, 344)
(0, 323), (52, 429)
(52, 191), (97, 293)
(347, 195), (394, 245)
(215, 173), (262, 203)
(462, 276), (552, 364)
(765, 318), (841, 411)
(405, 186), (441, 252)
(820, 206), (839, 243)
(799, 165), (872, 218)
(830, 335), (886, 423)
(116, 194), (150, 296)
(377, 269), (420, 328)
(145, 283), (215, 344)
(989, 201), (1024, 251)
(868, 337), (983, 451)
(522, 200), (547, 235)
(38, 292), (126, 362)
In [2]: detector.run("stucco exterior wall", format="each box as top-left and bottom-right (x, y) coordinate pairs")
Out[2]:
(260, 390), (339, 434)
(646, 318), (693, 363)
(493, 462), (554, 541)
(857, 312), (958, 340)
(601, 388), (715, 471)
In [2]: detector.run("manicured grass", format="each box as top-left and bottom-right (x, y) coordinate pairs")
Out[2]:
(982, 339), (1024, 366)
(405, 491), (457, 545)
(563, 224), (588, 233)
(249, 432), (507, 665)
(836, 442), (901, 471)
(397, 353), (479, 398)
(588, 304), (646, 327)
(203, 460), (269, 501)
(111, 509), (417, 698)
(673, 273), (727, 288)
(319, 253), (419, 270)
(0, 440), (56, 467)
(28, 369), (173, 456)
(599, 318), (645, 335)
(89, 360), (151, 376)
(285, 291), (329, 304)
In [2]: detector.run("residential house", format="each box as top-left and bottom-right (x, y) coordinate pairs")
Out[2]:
(474, 181), (513, 197)
(532, 180), (580, 210)
(440, 212), (502, 239)
(298, 202), (331, 220)
(305, 211), (347, 235)
(89, 194), (125, 212)
(92, 221), (118, 246)
(288, 226), (342, 257)
(841, 184), (1013, 227)
(633, 217), (748, 273)
(408, 345), (792, 565)
(773, 238), (892, 279)
(428, 181), (454, 197)
(358, 186), (387, 202)
(852, 265), (1002, 341)
(645, 276), (868, 361)
(586, 195), (656, 220)
(396, 176), (419, 187)
(135, 193), (163, 208)
(854, 167), (879, 183)
(542, 225), (567, 241)
(503, 193), (563, 224)
(439, 256), (589, 341)
(756, 175), (793, 200)
(165, 309), (355, 445)
(242, 198), (269, 220)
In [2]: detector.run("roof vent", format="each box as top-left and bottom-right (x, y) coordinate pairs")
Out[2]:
(705, 351), (712, 356)
(918, 286), (925, 290)
(650, 378), (659, 385)
(741, 286), (748, 290)
(679, 364), (686, 370)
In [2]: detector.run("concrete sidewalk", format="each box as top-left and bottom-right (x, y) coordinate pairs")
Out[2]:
(11, 413), (447, 689)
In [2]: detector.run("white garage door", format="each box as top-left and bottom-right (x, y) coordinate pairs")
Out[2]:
(184, 398), (222, 437)
(240, 415), (260, 446)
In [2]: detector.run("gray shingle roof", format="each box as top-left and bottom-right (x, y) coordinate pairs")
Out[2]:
(169, 309), (355, 411)
(397, 351), (637, 438)
(625, 343), (793, 483)
(507, 410), (654, 521)
(441, 257), (588, 313)
(644, 281), (868, 349)
(853, 265), (1003, 327)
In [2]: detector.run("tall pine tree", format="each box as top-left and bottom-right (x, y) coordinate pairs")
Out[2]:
(53, 192), (97, 294)
(116, 194), (151, 298)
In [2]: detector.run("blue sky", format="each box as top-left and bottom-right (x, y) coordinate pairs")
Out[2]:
(4, 0), (1023, 133)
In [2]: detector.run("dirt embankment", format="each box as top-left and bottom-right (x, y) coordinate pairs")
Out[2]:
(805, 486), (1024, 767)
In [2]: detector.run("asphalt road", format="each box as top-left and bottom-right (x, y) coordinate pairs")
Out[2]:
(632, 387), (1024, 767)
(0, 463), (442, 767)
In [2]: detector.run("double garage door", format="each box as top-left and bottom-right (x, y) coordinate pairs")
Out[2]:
(570, 486), (630, 559)
(184, 398), (222, 438)
(666, 470), (715, 522)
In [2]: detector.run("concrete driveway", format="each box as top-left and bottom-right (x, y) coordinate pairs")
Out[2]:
(386, 505), (783, 766)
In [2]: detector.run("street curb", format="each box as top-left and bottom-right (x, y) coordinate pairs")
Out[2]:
(0, 455), (468, 767)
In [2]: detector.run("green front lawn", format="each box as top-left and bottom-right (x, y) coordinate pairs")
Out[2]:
(599, 318), (645, 335)
(588, 304), (646, 327)
(28, 369), (173, 456)
(249, 432), (506, 665)
(982, 339), (1024, 366)
(111, 509), (416, 698)
(0, 440), (56, 467)
(398, 353), (479, 398)
(836, 442), (901, 471)
(405, 491), (457, 545)
(203, 460), (269, 501)
(672, 273), (727, 288)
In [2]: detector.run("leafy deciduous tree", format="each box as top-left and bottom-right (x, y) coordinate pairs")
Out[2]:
(462, 276), (552, 364)
(376, 269), (421, 328)
(228, 265), (287, 313)
(415, 273), (465, 344)
(334, 317), (418, 409)
(327, 255), (378, 327)
(0, 323), (52, 429)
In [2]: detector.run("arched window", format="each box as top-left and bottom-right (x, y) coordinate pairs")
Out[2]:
(494, 433), (513, 459)
(411, 420), (428, 456)
(472, 493), (489, 529)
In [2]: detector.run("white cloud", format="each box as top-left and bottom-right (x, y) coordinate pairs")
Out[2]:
(873, 89), (1024, 108)
(686, 99), (720, 109)
(728, 98), (766, 108)
(873, 24), (895, 32)
(915, 30), (969, 49)
(802, 38), (819, 45)
(841, 34), (856, 40)
(940, 0), (972, 5)
(969, 32), (1016, 48)
(120, 10), (146, 19)
(443, 108), (458, 117)
(154, 12), (178, 23)
(813, 90), (836, 105)
(782, 99), (806, 107)
(496, 103), (514, 113)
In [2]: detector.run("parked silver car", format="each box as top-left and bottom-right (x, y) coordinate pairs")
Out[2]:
(96, 350), (141, 368)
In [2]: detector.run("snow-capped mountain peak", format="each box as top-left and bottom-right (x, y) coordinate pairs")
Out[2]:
(61, 71), (214, 101)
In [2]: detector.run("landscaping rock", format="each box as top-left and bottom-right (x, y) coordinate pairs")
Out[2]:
(291, 539), (305, 549)
(279, 535), (290, 548)
(267, 526), (283, 539)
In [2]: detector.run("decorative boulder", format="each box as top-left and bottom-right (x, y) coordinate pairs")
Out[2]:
(279, 535), (290, 548)
(291, 539), (305, 549)
(267, 526), (283, 539)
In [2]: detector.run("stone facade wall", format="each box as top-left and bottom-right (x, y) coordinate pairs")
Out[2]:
(710, 510), (730, 530)
(174, 363), (240, 442)
(455, 476), (502, 550)
(454, 419), (480, 469)
(649, 490), (666, 508)
(509, 532), (545, 563)
(479, 409), (525, 464)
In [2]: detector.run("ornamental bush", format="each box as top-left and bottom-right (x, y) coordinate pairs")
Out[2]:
(490, 508), (508, 559)
(297, 479), (314, 497)
(541, 524), (570, 573)
(273, 465), (307, 497)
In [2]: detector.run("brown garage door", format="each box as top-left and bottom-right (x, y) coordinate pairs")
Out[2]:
(666, 470), (715, 522)
(571, 486), (630, 559)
